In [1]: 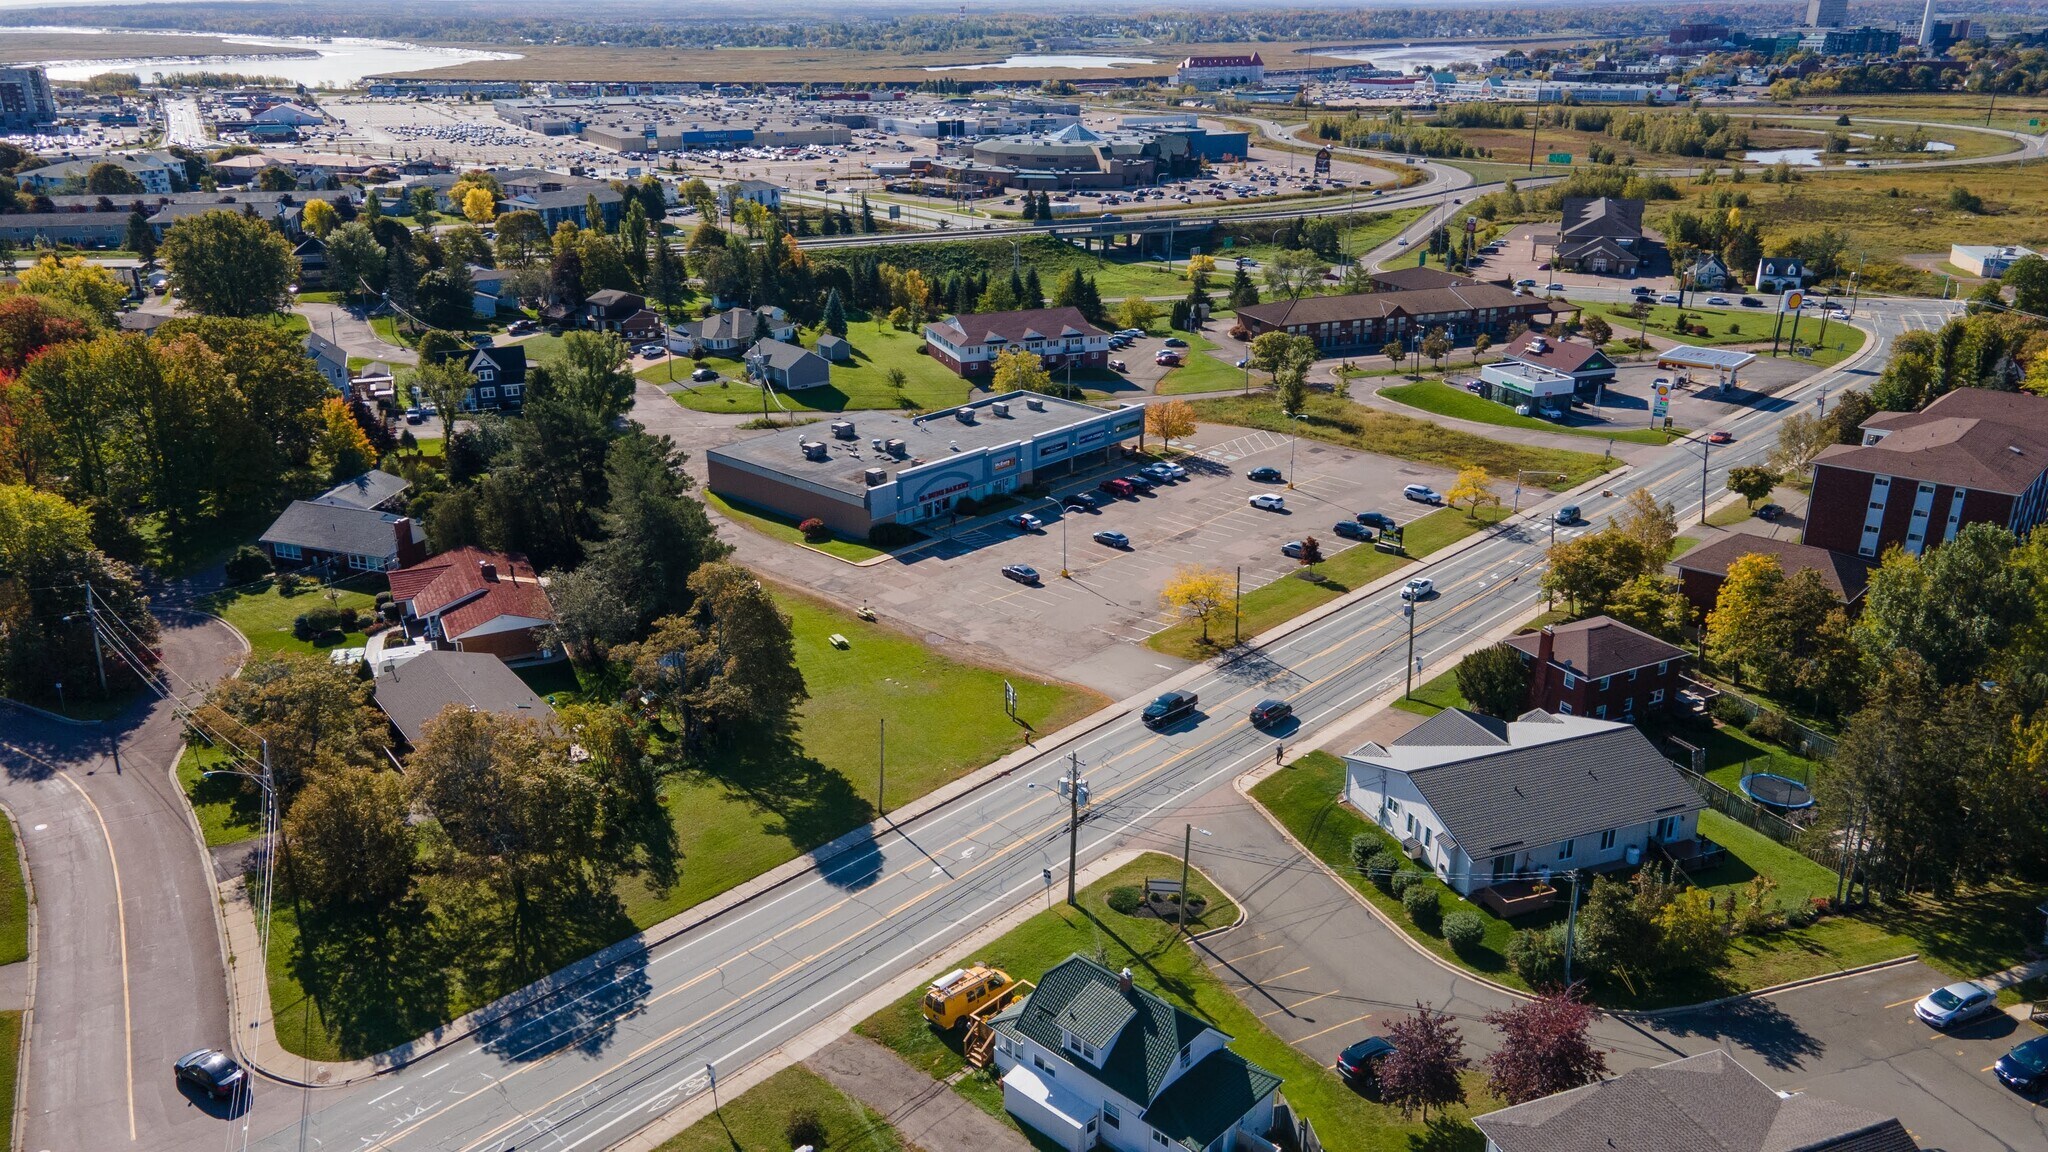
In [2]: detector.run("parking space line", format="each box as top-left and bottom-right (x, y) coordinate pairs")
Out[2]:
(1884, 997), (1920, 1009)
(1295, 1013), (1375, 1044)
(1260, 988), (1342, 1019)
(1225, 964), (1311, 987)
(1218, 944), (1287, 964)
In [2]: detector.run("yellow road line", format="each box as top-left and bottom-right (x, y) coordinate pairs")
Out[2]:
(55, 770), (137, 1141)
(1884, 996), (1920, 1009)
(1259, 988), (1341, 1019)
(1295, 1013), (1374, 1044)
(1217, 944), (1286, 964)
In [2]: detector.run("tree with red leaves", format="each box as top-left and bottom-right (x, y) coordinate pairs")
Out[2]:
(0, 292), (93, 375)
(1483, 989), (1610, 1105)
(1378, 1002), (1470, 1120)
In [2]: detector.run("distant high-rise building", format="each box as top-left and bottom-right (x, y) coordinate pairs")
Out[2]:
(1919, 0), (1939, 47)
(1806, 0), (1850, 27)
(0, 67), (53, 130)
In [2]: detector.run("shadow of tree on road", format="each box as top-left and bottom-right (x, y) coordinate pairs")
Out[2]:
(1646, 994), (1825, 1071)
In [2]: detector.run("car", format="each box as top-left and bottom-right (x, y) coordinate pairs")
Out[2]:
(1463, 380), (1483, 393)
(640, 346), (665, 360)
(470, 333), (494, 347)
(1707, 430), (1734, 444)
(1115, 328), (1145, 338)
(1333, 520), (1370, 540)
(1545, 282), (1565, 292)
(1402, 484), (1442, 505)
(1247, 466), (1284, 483)
(1756, 503), (1784, 521)
(1010, 513), (1043, 532)
(1250, 698), (1294, 727)
(1630, 285), (1654, 296)
(1155, 351), (1184, 367)
(1109, 359), (1127, 372)
(1249, 493), (1286, 511)
(405, 407), (424, 424)
(1659, 293), (1682, 304)
(691, 367), (718, 382)
(173, 1049), (246, 1100)
(1280, 540), (1305, 558)
(1740, 296), (1764, 307)
(1099, 477), (1135, 499)
(1554, 505), (1581, 525)
(1234, 357), (1249, 368)
(1994, 1034), (2048, 1094)
(1000, 564), (1041, 585)
(1400, 577), (1435, 601)
(1142, 689), (1199, 727)
(1093, 529), (1130, 549)
(1707, 296), (1731, 306)
(1336, 1035), (1396, 1084)
(1153, 461), (1187, 480)
(1914, 981), (1995, 1029)
(1121, 473), (1155, 492)
(1063, 492), (1099, 512)
(1356, 511), (1399, 531)
(1515, 278), (1538, 288)
(1162, 337), (1189, 348)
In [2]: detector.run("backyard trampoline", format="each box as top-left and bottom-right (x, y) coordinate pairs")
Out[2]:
(1740, 771), (1816, 810)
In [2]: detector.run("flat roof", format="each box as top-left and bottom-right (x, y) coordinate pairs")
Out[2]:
(709, 391), (1127, 499)
(1656, 345), (1757, 371)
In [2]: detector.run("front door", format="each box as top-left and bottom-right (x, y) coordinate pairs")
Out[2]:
(1492, 854), (1515, 881)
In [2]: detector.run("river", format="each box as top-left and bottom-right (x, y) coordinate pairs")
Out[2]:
(1314, 43), (1500, 72)
(0, 25), (519, 86)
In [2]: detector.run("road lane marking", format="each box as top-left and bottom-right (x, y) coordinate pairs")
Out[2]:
(1260, 988), (1341, 1019)
(49, 767), (137, 1141)
(1885, 997), (1919, 1009)
(1219, 944), (1286, 964)
(1295, 1013), (1375, 1044)
(1228, 965), (1311, 987)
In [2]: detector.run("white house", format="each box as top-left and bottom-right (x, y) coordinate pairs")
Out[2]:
(717, 179), (784, 215)
(1343, 710), (1708, 907)
(1754, 257), (1808, 293)
(254, 102), (327, 127)
(989, 954), (1282, 1152)
(1950, 244), (2038, 278)
(1175, 54), (1265, 89)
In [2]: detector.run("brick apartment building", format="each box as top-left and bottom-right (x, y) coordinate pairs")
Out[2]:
(1233, 285), (1551, 354)
(923, 307), (1110, 377)
(1505, 616), (1690, 723)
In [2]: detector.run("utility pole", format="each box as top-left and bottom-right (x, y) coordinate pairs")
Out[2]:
(1065, 752), (1084, 907)
(1233, 566), (1241, 645)
(1699, 438), (1710, 526)
(1403, 602), (1417, 699)
(82, 581), (106, 693)
(877, 718), (886, 816)
(1179, 824), (1194, 931)
(1562, 871), (1582, 986)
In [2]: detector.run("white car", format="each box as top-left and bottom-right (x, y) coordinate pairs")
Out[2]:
(1707, 296), (1731, 306)
(1249, 493), (1287, 511)
(1010, 513), (1043, 532)
(1400, 577), (1435, 601)
(1544, 282), (1565, 292)
(1915, 981), (1996, 1030)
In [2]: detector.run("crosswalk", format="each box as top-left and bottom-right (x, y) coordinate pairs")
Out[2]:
(1198, 430), (1291, 463)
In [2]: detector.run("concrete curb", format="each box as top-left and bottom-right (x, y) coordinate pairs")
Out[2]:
(1608, 954), (1924, 1021)
(0, 697), (99, 727)
(3, 803), (37, 1152)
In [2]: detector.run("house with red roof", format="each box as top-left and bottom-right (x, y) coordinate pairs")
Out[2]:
(924, 307), (1110, 377)
(385, 547), (561, 666)
(1499, 330), (1617, 399)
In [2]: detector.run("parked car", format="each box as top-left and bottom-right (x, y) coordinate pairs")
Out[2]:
(1247, 466), (1284, 483)
(1707, 430), (1734, 444)
(1063, 492), (1099, 512)
(1162, 337), (1189, 348)
(1356, 511), (1399, 531)
(1630, 286), (1654, 297)
(1116, 328), (1146, 339)
(1280, 540), (1306, 558)
(1092, 529), (1131, 549)
(174, 1049), (246, 1101)
(1463, 380), (1483, 393)
(1333, 520), (1371, 540)
(639, 345), (665, 359)
(1010, 513), (1043, 532)
(1336, 1036), (1396, 1085)
(1400, 577), (1435, 601)
(1249, 698), (1294, 728)
(1121, 473), (1156, 492)
(1994, 1034), (2048, 1094)
(1000, 564), (1042, 585)
(1756, 503), (1784, 521)
(1109, 359), (1127, 372)
(1099, 477), (1135, 499)
(1249, 493), (1286, 511)
(691, 367), (718, 382)
(1402, 484), (1442, 505)
(1142, 689), (1198, 728)
(1155, 351), (1184, 367)
(1554, 505), (1581, 525)
(1740, 296), (1764, 307)
(1915, 981), (1996, 1029)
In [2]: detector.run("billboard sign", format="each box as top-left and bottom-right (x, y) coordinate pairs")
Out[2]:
(1547, 152), (1573, 164)
(1314, 147), (1332, 176)
(1780, 290), (1804, 313)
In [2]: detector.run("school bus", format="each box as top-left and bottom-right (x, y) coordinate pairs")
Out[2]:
(920, 964), (1013, 1030)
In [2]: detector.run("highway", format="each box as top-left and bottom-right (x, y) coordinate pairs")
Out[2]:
(219, 291), (1949, 1152)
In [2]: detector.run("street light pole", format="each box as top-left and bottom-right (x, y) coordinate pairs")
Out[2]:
(877, 717), (886, 815)
(1699, 438), (1711, 526)
(1403, 602), (1417, 699)
(1562, 871), (1582, 986)
(1066, 752), (1083, 906)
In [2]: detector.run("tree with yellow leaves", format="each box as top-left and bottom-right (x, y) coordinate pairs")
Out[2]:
(301, 198), (339, 238)
(19, 255), (128, 322)
(1144, 398), (1197, 451)
(991, 347), (1055, 395)
(462, 186), (497, 224)
(1160, 564), (1233, 643)
(1185, 253), (1217, 281)
(1446, 465), (1498, 518)
(311, 396), (376, 483)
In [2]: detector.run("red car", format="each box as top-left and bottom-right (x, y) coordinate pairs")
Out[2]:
(1098, 477), (1135, 499)
(1707, 430), (1734, 444)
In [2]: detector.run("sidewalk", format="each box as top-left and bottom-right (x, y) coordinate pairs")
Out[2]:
(804, 1035), (1031, 1152)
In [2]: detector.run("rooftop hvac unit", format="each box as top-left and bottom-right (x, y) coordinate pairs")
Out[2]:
(990, 401), (1010, 417)
(955, 407), (977, 423)
(1024, 396), (1046, 411)
(802, 441), (828, 461)
(830, 420), (858, 440)
(885, 438), (907, 456)
(871, 437), (884, 452)
(863, 468), (887, 486)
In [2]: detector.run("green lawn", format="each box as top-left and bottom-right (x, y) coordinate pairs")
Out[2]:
(176, 742), (266, 848)
(1391, 666), (1473, 717)
(1154, 330), (1248, 396)
(1189, 393), (1613, 489)
(255, 582), (1105, 1061)
(705, 491), (893, 562)
(1148, 505), (1509, 660)
(1706, 501), (1761, 527)
(0, 811), (25, 965)
(856, 853), (1491, 1152)
(668, 327), (978, 414)
(1379, 379), (1683, 445)
(653, 1065), (911, 1152)
(0, 1011), (18, 1152)
(1250, 750), (1916, 1011)
(1585, 303), (1868, 367)
(1670, 534), (1702, 559)
(199, 576), (382, 657)
(1641, 719), (1823, 798)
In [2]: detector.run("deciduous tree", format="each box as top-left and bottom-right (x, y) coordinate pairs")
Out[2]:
(1160, 564), (1233, 643)
(19, 255), (127, 322)
(1378, 1004), (1470, 1120)
(1725, 464), (1777, 508)
(160, 209), (300, 318)
(283, 767), (415, 911)
(1456, 642), (1528, 719)
(991, 346), (1057, 395)
(1482, 991), (1609, 1105)
(1446, 465), (1497, 518)
(1144, 398), (1196, 451)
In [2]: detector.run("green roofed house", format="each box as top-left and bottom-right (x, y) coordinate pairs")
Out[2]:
(987, 954), (1282, 1152)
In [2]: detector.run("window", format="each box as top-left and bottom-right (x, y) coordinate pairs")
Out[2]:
(1033, 1053), (1055, 1077)
(1405, 813), (1416, 835)
(1102, 1102), (1120, 1129)
(1599, 829), (1616, 851)
(272, 542), (301, 560)
(1593, 704), (1607, 719)
(347, 553), (386, 572)
(1558, 701), (1574, 715)
(479, 386), (498, 401)
(1650, 688), (1665, 706)
(476, 367), (495, 383)
(1063, 1032), (1095, 1062)
(1422, 826), (1432, 847)
(1622, 696), (1635, 714)
(1179, 1042), (1193, 1069)
(1154, 1133), (1171, 1147)
(1657, 661), (1668, 675)
(1558, 839), (1576, 861)
(1627, 669), (1639, 682)
(1597, 676), (1610, 691)
(1654, 815), (1677, 841)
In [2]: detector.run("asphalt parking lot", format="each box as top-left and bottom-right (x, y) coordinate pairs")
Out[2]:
(859, 423), (1460, 693)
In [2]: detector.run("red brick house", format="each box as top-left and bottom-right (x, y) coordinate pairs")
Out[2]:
(385, 547), (560, 666)
(1803, 388), (2048, 560)
(1505, 616), (1689, 723)
(1671, 535), (1875, 619)
(1234, 285), (1550, 354)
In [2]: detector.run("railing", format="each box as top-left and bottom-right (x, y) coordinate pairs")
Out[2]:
(1703, 684), (1839, 760)
(1676, 765), (1845, 875)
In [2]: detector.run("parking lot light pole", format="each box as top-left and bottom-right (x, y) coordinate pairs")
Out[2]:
(1513, 470), (1567, 513)
(1056, 499), (1070, 579)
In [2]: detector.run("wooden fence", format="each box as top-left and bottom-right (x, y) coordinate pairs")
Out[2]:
(1678, 765), (1846, 876)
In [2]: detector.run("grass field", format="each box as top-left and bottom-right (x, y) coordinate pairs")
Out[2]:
(1380, 379), (1684, 445)
(0, 1010), (18, 1152)
(1147, 505), (1509, 660)
(0, 811), (24, 966)
(1585, 302), (1867, 366)
(200, 575), (382, 657)
(255, 582), (1103, 1060)
(705, 491), (891, 562)
(1152, 328), (1244, 395)
(1390, 665), (1473, 717)
(855, 853), (1495, 1152)
(652, 1066), (910, 1152)
(176, 743), (266, 848)
(1190, 392), (1614, 487)
(1775, 94), (2048, 137)
(1250, 751), (1916, 1010)
(667, 327), (983, 414)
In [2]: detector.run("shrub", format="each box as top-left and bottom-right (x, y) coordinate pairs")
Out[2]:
(1106, 885), (1143, 916)
(291, 605), (360, 640)
(1711, 696), (1751, 728)
(785, 1107), (826, 1150)
(374, 591), (393, 608)
(274, 571), (307, 597)
(1747, 710), (1798, 750)
(798, 516), (830, 542)
(1507, 925), (1569, 987)
(1403, 882), (1442, 931)
(1368, 849), (1405, 889)
(1387, 868), (1421, 897)
(1350, 833), (1381, 879)
(1443, 911), (1486, 954)
(224, 544), (272, 584)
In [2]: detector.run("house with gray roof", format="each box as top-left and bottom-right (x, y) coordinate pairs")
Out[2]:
(1343, 709), (1708, 910)
(1474, 1049), (1920, 1152)
(372, 649), (552, 746)
(503, 186), (622, 231)
(313, 469), (410, 512)
(988, 953), (1281, 1152)
(685, 305), (796, 354)
(303, 332), (349, 393)
(258, 500), (427, 573)
(745, 338), (831, 390)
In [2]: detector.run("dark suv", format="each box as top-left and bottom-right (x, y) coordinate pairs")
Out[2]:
(1142, 690), (1198, 728)
(1355, 511), (1399, 531)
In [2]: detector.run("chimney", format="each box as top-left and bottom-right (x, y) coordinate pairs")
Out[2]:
(1530, 625), (1556, 711)
(478, 560), (498, 582)
(1118, 966), (1133, 992)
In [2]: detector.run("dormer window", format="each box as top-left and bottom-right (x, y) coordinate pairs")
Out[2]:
(1061, 1030), (1096, 1063)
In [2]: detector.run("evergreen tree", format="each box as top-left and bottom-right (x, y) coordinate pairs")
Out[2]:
(584, 193), (607, 235)
(822, 288), (848, 337)
(125, 210), (156, 264)
(1228, 266), (1260, 309)
(1022, 266), (1045, 309)
(859, 195), (876, 233)
(1076, 274), (1105, 324)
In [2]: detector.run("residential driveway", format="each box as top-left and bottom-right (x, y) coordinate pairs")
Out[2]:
(293, 302), (416, 366)
(1191, 773), (2048, 1151)
(804, 1035), (1031, 1152)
